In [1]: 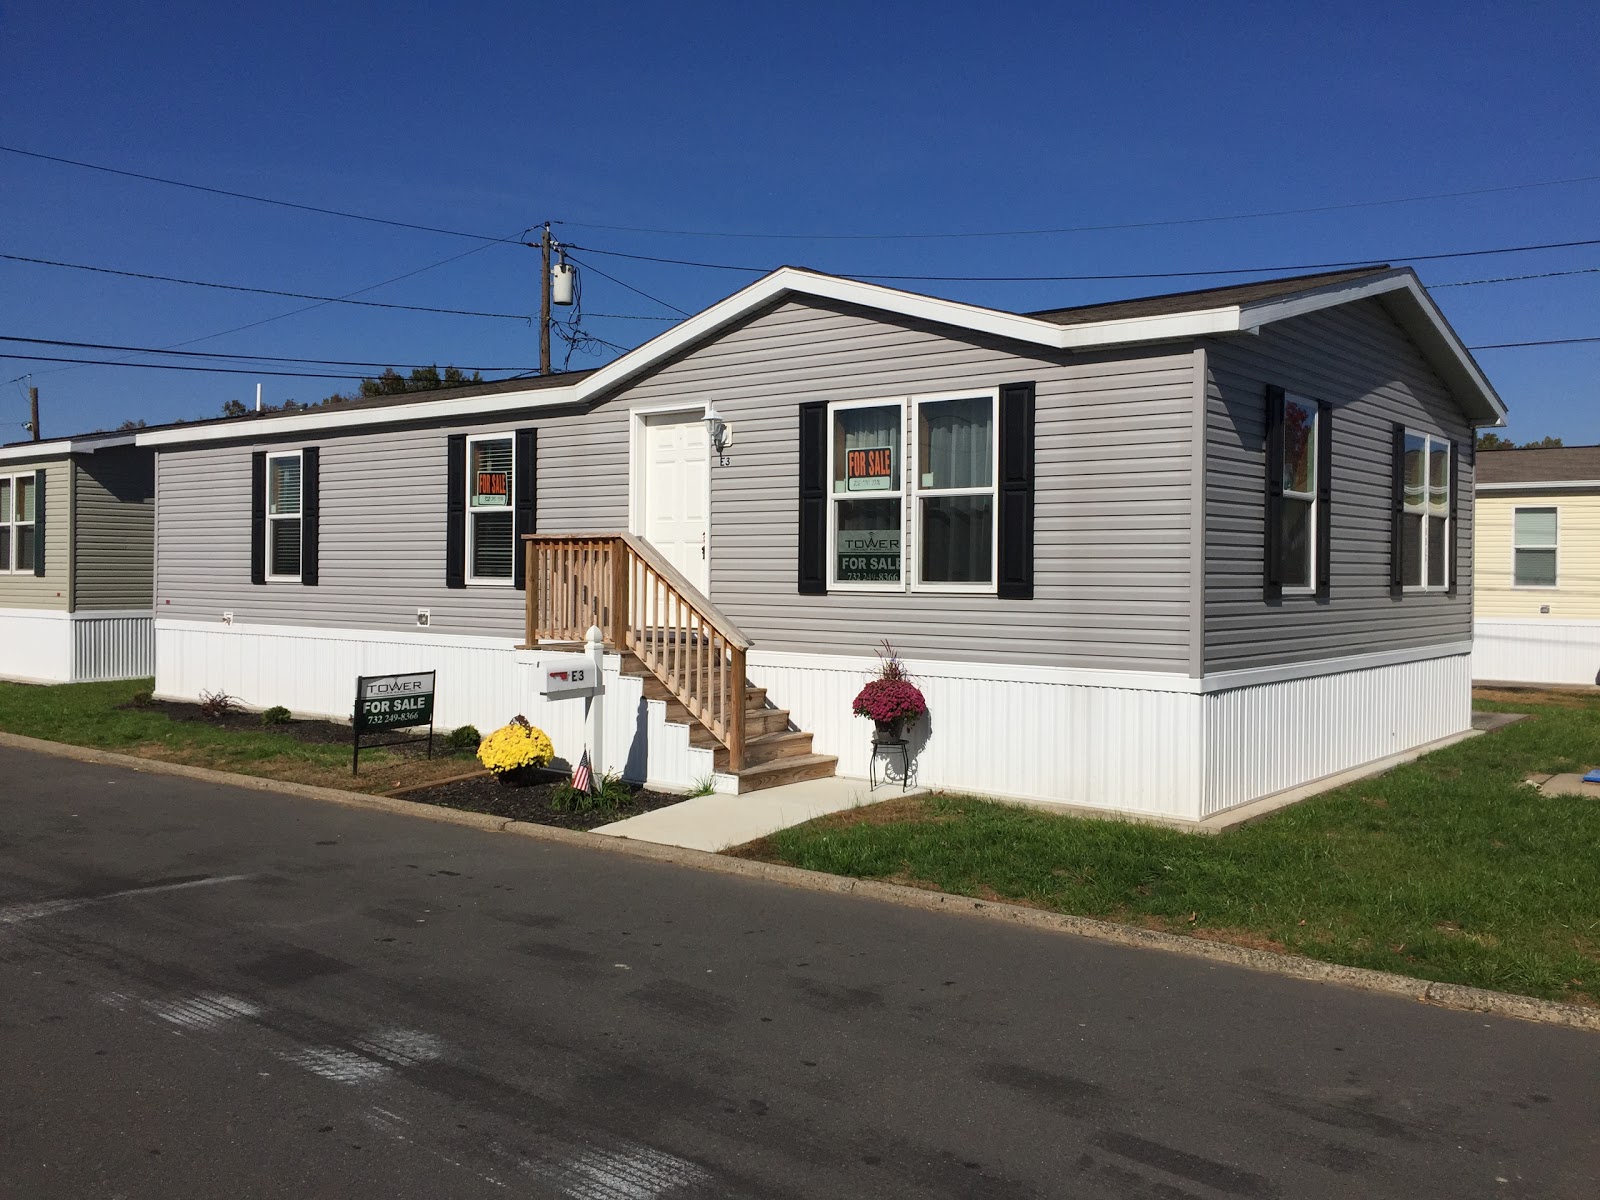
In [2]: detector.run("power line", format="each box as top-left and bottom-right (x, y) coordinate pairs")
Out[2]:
(1469, 336), (1600, 349)
(0, 353), (392, 380)
(0, 143), (520, 244)
(555, 172), (1600, 241)
(585, 312), (679, 321)
(0, 335), (534, 372)
(562, 250), (692, 316)
(1434, 266), (1600, 288)
(0, 252), (532, 319)
(564, 235), (1600, 282)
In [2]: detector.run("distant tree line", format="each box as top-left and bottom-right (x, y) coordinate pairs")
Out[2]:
(1477, 433), (1565, 450)
(216, 365), (486, 420)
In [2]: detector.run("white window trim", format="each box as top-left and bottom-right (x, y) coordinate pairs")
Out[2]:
(0, 472), (34, 574)
(825, 396), (908, 593)
(1511, 505), (1559, 590)
(466, 431), (517, 587)
(264, 450), (303, 583)
(1280, 394), (1319, 597)
(1401, 430), (1451, 593)
(911, 388), (1000, 595)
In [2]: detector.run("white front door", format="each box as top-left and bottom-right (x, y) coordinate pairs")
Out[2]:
(639, 411), (710, 593)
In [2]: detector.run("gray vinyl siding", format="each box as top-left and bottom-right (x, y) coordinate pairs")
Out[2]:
(71, 447), (155, 611)
(154, 298), (1199, 671)
(629, 298), (1198, 670)
(1203, 297), (1475, 672)
(0, 457), (70, 611)
(155, 405), (629, 636)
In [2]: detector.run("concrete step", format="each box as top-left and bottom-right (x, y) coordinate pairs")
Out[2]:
(730, 753), (839, 794)
(713, 729), (814, 772)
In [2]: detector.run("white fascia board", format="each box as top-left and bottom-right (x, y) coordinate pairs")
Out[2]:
(138, 386), (582, 446)
(0, 434), (134, 462)
(1476, 480), (1600, 492)
(1238, 270), (1508, 426)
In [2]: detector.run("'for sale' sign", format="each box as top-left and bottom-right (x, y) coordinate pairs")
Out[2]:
(355, 671), (436, 732)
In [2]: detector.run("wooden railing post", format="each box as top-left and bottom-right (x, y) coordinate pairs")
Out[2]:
(727, 645), (747, 773)
(523, 537), (535, 647)
(610, 538), (628, 649)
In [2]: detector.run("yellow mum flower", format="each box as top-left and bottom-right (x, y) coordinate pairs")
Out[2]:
(477, 715), (554, 775)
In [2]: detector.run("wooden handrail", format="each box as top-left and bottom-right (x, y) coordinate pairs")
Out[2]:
(522, 533), (752, 771)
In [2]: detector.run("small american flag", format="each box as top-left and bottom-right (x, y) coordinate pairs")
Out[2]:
(571, 748), (594, 794)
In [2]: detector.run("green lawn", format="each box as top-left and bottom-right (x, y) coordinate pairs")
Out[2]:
(737, 689), (1600, 1005)
(0, 678), (473, 793)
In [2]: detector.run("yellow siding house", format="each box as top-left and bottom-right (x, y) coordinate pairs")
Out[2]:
(1473, 445), (1600, 685)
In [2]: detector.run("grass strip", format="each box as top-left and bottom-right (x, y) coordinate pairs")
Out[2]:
(735, 691), (1600, 1005)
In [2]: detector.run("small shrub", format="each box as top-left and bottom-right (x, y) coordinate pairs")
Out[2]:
(688, 774), (717, 798)
(197, 689), (240, 720)
(129, 690), (154, 708)
(549, 772), (631, 814)
(260, 705), (292, 726)
(446, 724), (482, 752)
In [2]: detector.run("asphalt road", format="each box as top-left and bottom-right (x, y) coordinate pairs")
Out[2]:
(1, 745), (1596, 1199)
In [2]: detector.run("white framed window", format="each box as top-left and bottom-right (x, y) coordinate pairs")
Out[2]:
(1400, 432), (1451, 590)
(1278, 395), (1319, 593)
(826, 398), (905, 590)
(0, 473), (38, 573)
(467, 433), (516, 585)
(265, 452), (303, 581)
(912, 390), (998, 591)
(1512, 507), (1558, 588)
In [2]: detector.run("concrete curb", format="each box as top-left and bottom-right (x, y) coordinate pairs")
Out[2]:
(4, 730), (1596, 1035)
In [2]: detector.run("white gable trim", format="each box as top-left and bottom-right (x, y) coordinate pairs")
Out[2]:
(140, 265), (1504, 447)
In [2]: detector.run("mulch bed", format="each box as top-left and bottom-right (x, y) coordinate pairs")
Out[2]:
(396, 771), (686, 832)
(124, 697), (440, 757)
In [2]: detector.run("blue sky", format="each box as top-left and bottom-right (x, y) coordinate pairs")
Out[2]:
(2, 1), (1596, 441)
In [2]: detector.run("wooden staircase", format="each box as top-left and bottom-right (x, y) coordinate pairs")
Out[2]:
(522, 532), (837, 794)
(618, 652), (836, 792)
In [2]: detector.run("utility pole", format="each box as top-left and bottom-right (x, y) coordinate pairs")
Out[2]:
(539, 223), (552, 376)
(28, 387), (40, 441)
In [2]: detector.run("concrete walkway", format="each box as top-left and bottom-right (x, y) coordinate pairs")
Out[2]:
(593, 775), (925, 852)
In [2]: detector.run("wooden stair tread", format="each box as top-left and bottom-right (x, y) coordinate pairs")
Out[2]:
(729, 754), (839, 793)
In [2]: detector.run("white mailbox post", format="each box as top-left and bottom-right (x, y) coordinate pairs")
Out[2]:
(540, 626), (606, 780)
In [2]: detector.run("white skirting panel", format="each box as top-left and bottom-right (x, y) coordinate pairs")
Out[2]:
(746, 651), (1205, 819)
(748, 647), (1473, 822)
(1472, 619), (1600, 688)
(1199, 653), (1473, 818)
(0, 608), (74, 683)
(153, 620), (707, 791)
(72, 613), (154, 682)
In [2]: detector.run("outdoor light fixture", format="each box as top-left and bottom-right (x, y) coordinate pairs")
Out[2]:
(703, 405), (732, 453)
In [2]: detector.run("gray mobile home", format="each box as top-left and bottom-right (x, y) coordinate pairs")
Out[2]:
(140, 265), (1503, 821)
(0, 431), (155, 683)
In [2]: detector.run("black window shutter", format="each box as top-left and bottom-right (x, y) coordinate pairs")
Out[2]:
(1263, 386), (1285, 600)
(513, 427), (536, 590)
(797, 402), (827, 594)
(1447, 439), (1463, 597)
(1390, 424), (1406, 598)
(1315, 400), (1332, 598)
(446, 434), (466, 589)
(997, 381), (1036, 600)
(32, 468), (45, 577)
(250, 451), (266, 585)
(300, 447), (319, 586)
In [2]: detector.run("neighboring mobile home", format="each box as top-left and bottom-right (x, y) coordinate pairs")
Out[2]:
(1472, 445), (1600, 687)
(139, 264), (1504, 822)
(0, 432), (155, 683)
